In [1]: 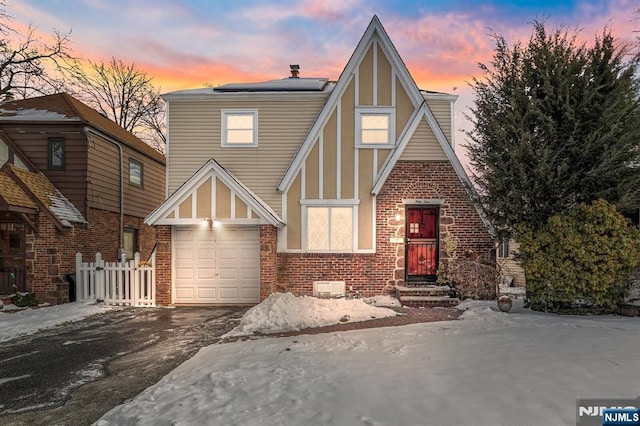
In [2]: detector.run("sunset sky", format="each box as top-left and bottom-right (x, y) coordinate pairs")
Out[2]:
(11, 0), (640, 158)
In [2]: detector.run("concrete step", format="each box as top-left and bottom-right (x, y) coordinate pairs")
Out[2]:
(395, 285), (452, 297)
(398, 296), (460, 308)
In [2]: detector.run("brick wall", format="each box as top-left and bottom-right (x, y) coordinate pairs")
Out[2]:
(378, 161), (495, 287)
(154, 225), (172, 305)
(275, 160), (495, 297)
(25, 208), (159, 304)
(259, 225), (278, 300)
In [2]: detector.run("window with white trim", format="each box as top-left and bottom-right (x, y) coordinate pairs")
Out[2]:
(306, 206), (353, 252)
(356, 107), (395, 147)
(222, 110), (258, 147)
(498, 238), (510, 258)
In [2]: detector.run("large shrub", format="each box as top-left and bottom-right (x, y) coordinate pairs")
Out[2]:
(437, 233), (499, 300)
(518, 199), (640, 313)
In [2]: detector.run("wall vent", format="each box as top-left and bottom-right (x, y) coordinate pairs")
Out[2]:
(313, 281), (346, 298)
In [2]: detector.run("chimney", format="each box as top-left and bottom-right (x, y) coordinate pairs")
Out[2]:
(289, 64), (300, 78)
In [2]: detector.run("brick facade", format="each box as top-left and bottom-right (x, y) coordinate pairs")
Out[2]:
(22, 208), (158, 304)
(154, 225), (172, 306)
(260, 225), (278, 300)
(151, 161), (495, 305)
(274, 161), (495, 298)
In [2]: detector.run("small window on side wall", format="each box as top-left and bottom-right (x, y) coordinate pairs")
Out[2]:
(222, 110), (258, 147)
(498, 238), (510, 258)
(48, 138), (65, 169)
(123, 228), (138, 260)
(129, 159), (143, 187)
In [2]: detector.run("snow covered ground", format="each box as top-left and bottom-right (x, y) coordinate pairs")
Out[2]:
(0, 301), (119, 343)
(93, 294), (640, 426)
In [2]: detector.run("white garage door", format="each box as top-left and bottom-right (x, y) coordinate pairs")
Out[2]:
(173, 226), (260, 304)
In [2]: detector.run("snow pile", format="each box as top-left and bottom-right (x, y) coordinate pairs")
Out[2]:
(0, 302), (119, 343)
(363, 294), (402, 307)
(97, 300), (640, 426)
(224, 292), (398, 337)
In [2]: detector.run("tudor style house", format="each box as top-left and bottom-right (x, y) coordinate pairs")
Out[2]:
(0, 93), (165, 304)
(146, 16), (495, 305)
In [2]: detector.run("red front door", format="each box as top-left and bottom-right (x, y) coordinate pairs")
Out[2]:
(405, 207), (439, 282)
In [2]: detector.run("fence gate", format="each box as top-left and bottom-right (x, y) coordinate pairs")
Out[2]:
(75, 252), (156, 307)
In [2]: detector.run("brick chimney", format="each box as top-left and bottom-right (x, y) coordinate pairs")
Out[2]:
(289, 64), (300, 78)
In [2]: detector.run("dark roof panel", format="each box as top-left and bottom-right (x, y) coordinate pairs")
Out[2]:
(214, 78), (329, 92)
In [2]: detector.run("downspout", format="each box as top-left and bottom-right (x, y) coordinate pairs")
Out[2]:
(83, 127), (124, 254)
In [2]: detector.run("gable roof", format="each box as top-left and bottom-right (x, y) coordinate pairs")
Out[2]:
(145, 158), (284, 227)
(277, 15), (425, 193)
(4, 164), (87, 230)
(275, 15), (494, 235)
(0, 171), (38, 213)
(0, 93), (165, 164)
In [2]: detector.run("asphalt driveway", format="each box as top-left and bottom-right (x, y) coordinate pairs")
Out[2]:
(0, 305), (249, 426)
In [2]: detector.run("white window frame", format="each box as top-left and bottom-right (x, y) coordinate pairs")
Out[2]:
(302, 200), (357, 253)
(221, 109), (258, 147)
(355, 107), (395, 148)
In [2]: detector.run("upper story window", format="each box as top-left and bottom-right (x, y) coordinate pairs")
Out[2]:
(356, 107), (395, 148)
(129, 158), (143, 187)
(221, 110), (258, 147)
(48, 138), (65, 170)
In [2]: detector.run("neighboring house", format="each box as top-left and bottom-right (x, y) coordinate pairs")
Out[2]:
(496, 238), (526, 288)
(146, 16), (495, 305)
(0, 93), (165, 304)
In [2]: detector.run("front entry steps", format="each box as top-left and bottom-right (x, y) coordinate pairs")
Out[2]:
(395, 285), (459, 308)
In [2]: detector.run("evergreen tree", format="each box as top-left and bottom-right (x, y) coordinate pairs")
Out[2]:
(466, 21), (640, 234)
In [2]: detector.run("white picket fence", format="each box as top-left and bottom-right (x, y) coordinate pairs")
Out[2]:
(75, 251), (156, 307)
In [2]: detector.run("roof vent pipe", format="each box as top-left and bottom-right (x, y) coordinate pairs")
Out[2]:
(289, 64), (300, 78)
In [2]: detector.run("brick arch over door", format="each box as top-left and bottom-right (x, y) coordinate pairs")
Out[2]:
(377, 161), (495, 287)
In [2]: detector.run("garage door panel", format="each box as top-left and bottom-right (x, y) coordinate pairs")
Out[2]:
(175, 268), (194, 280)
(218, 268), (238, 280)
(242, 267), (259, 280)
(218, 248), (238, 260)
(175, 247), (194, 260)
(197, 248), (215, 260)
(175, 230), (194, 241)
(241, 286), (260, 299)
(197, 268), (216, 279)
(219, 287), (239, 300)
(196, 287), (217, 299)
(174, 226), (260, 304)
(175, 287), (195, 299)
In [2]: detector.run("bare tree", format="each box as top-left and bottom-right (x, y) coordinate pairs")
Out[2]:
(71, 57), (166, 153)
(0, 1), (77, 98)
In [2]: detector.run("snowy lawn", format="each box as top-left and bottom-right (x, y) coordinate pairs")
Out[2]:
(96, 294), (640, 426)
(0, 301), (120, 343)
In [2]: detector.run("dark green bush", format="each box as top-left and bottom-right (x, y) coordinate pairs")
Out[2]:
(14, 292), (40, 308)
(518, 200), (640, 314)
